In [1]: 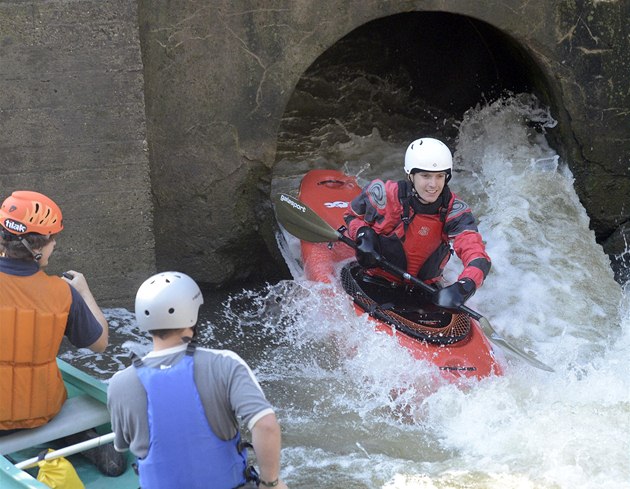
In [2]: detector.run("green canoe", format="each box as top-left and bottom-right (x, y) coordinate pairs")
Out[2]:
(0, 359), (138, 488)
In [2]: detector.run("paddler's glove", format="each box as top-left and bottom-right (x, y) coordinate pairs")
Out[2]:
(432, 278), (476, 310)
(355, 226), (381, 269)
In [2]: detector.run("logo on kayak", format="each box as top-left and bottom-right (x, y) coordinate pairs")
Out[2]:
(3, 218), (27, 234)
(280, 194), (306, 213)
(439, 365), (477, 372)
(324, 201), (348, 208)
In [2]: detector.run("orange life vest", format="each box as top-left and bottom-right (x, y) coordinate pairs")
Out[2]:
(0, 271), (71, 429)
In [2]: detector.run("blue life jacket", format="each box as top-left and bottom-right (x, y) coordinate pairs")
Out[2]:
(133, 343), (248, 489)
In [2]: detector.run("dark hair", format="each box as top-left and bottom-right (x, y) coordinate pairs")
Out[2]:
(0, 233), (53, 261)
(410, 168), (451, 175)
(147, 328), (186, 339)
(409, 168), (452, 183)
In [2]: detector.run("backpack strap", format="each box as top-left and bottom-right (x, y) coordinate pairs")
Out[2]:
(185, 340), (197, 356)
(438, 186), (452, 223)
(130, 352), (144, 368)
(398, 180), (413, 233)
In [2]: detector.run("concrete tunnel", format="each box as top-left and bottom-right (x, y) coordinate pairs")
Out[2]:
(274, 11), (549, 159)
(7, 3), (625, 305)
(268, 11), (555, 274)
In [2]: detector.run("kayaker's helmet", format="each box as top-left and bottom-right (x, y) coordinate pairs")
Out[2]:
(135, 271), (204, 332)
(0, 191), (64, 237)
(404, 138), (453, 182)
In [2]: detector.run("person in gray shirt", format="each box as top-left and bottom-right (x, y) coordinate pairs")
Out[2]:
(107, 271), (288, 489)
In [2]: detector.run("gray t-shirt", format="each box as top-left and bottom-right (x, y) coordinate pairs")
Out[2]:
(107, 343), (274, 458)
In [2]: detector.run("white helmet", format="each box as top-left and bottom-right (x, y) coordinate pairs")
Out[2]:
(135, 271), (204, 332)
(404, 138), (453, 175)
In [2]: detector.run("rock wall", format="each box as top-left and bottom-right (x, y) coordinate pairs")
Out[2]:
(549, 0), (630, 281)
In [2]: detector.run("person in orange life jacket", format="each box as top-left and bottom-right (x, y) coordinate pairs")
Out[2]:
(0, 191), (110, 435)
(343, 137), (491, 310)
(0, 191), (125, 475)
(107, 272), (288, 489)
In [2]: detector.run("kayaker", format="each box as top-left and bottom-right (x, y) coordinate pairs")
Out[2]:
(107, 271), (288, 489)
(0, 190), (126, 475)
(343, 137), (491, 310)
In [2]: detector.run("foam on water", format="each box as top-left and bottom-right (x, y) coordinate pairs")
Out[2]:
(63, 94), (628, 488)
(266, 95), (628, 488)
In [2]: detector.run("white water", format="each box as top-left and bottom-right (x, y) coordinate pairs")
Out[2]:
(62, 95), (629, 488)
(265, 95), (629, 488)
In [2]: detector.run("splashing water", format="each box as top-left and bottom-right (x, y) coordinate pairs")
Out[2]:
(63, 94), (629, 488)
(266, 94), (628, 488)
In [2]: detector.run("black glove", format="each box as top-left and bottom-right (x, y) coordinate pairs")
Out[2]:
(432, 278), (476, 310)
(355, 226), (381, 269)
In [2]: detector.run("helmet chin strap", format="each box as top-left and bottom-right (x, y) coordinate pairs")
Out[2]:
(19, 237), (42, 261)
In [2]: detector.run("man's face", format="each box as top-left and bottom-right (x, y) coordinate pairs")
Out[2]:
(410, 171), (446, 203)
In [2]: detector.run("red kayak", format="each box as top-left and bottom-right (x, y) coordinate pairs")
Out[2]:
(296, 169), (503, 380)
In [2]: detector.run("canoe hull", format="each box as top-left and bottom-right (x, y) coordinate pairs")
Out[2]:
(0, 360), (138, 488)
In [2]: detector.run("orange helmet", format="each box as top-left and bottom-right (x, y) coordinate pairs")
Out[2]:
(0, 191), (64, 236)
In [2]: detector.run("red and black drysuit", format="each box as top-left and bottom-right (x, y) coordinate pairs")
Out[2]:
(343, 179), (491, 299)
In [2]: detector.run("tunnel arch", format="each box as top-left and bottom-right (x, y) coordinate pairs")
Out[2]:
(136, 2), (629, 288)
(274, 10), (558, 165)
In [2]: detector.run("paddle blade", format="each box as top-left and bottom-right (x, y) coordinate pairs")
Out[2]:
(479, 317), (555, 372)
(273, 193), (342, 243)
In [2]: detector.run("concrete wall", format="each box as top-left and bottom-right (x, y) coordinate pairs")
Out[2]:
(137, 0), (630, 286)
(1, 1), (629, 305)
(0, 0), (154, 307)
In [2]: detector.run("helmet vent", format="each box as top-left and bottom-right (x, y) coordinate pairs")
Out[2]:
(144, 310), (150, 316)
(40, 208), (51, 224)
(168, 308), (175, 314)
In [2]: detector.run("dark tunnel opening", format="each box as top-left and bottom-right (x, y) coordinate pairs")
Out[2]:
(276, 11), (553, 161)
(270, 10), (564, 281)
(388, 12), (542, 113)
